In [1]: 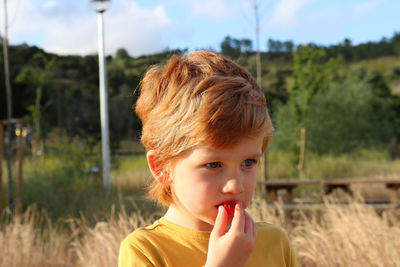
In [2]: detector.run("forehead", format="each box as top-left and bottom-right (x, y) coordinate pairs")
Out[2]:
(188, 134), (264, 160)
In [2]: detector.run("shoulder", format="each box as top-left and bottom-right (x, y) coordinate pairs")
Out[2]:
(255, 222), (293, 249)
(120, 220), (164, 251)
(253, 222), (298, 266)
(256, 222), (289, 240)
(119, 221), (164, 267)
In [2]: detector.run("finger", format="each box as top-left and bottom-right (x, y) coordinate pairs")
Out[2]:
(252, 219), (257, 239)
(231, 202), (245, 232)
(244, 212), (256, 239)
(246, 212), (257, 240)
(211, 205), (228, 238)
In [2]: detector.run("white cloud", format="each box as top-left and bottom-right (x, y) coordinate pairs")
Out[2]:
(5, 0), (172, 56)
(42, 1), (56, 9)
(104, 2), (172, 57)
(268, 0), (313, 27)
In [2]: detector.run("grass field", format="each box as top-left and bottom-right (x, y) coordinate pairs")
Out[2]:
(1, 198), (399, 266)
(1, 143), (400, 266)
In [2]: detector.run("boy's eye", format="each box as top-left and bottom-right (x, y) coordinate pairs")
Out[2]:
(206, 162), (222, 169)
(241, 159), (257, 167)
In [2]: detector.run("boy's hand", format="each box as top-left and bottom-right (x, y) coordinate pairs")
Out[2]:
(205, 203), (257, 267)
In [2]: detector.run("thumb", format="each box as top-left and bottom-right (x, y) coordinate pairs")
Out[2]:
(211, 205), (228, 238)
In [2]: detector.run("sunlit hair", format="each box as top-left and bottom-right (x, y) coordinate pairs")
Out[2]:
(135, 50), (274, 206)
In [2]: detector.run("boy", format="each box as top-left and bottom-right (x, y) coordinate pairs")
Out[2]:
(119, 51), (297, 267)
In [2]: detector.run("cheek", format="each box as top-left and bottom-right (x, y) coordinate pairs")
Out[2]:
(244, 172), (257, 204)
(172, 174), (218, 204)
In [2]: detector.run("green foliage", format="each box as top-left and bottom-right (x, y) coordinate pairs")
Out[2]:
(115, 155), (148, 172)
(274, 71), (394, 154)
(2, 45), (184, 151)
(267, 147), (400, 179)
(115, 48), (130, 59)
(19, 137), (154, 224)
(22, 137), (95, 221)
(1, 36), (400, 162)
(290, 45), (343, 121)
(267, 39), (294, 53)
(220, 35), (252, 59)
(301, 149), (396, 179)
(274, 46), (395, 158)
(303, 73), (394, 154)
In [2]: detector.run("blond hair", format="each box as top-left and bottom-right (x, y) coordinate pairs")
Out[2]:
(136, 50), (273, 206)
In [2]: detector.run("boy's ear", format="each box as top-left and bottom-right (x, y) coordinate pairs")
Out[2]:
(146, 150), (170, 185)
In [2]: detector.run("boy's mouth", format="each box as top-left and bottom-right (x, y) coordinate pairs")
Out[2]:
(217, 200), (236, 215)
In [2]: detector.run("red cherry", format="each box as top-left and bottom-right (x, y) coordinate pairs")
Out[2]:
(222, 201), (236, 215)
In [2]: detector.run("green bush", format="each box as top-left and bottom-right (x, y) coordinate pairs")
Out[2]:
(304, 74), (394, 154)
(273, 69), (394, 155)
(19, 138), (155, 224)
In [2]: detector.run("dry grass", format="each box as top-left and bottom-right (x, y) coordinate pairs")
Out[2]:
(70, 207), (158, 267)
(111, 169), (151, 191)
(249, 197), (400, 267)
(1, 199), (399, 266)
(0, 206), (74, 267)
(391, 80), (400, 96)
(0, 206), (159, 267)
(292, 202), (400, 267)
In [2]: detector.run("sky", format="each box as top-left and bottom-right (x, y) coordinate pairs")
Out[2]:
(1, 0), (400, 57)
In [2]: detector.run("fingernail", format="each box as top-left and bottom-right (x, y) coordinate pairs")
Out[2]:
(218, 205), (223, 213)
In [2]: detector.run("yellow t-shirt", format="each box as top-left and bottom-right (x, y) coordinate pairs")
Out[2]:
(119, 217), (297, 267)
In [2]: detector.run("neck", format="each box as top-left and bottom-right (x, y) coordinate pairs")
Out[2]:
(163, 205), (214, 231)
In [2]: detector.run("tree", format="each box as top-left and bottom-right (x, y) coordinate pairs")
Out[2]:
(303, 72), (394, 154)
(220, 36), (254, 59)
(116, 48), (130, 59)
(220, 36), (241, 58)
(241, 39), (253, 52)
(290, 45), (331, 121)
(283, 41), (294, 53)
(267, 39), (294, 53)
(14, 53), (53, 145)
(274, 49), (395, 157)
(268, 39), (283, 52)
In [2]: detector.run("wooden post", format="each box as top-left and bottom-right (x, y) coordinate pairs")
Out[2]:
(17, 121), (23, 204)
(268, 189), (277, 203)
(298, 127), (306, 174)
(0, 119), (24, 208)
(0, 123), (3, 208)
(386, 184), (399, 203)
(287, 187), (294, 203)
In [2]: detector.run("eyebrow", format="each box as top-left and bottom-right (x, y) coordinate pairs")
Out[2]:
(248, 153), (262, 158)
(198, 151), (262, 160)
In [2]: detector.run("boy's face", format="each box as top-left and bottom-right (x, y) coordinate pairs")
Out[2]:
(166, 133), (264, 231)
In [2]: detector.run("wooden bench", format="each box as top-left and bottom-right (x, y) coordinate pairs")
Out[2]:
(263, 178), (400, 203)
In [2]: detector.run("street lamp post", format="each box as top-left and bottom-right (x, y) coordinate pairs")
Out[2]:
(90, 0), (111, 195)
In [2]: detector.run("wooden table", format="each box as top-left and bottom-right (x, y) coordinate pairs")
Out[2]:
(263, 178), (400, 203)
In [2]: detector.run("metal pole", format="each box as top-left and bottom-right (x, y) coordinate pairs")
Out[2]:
(3, 0), (14, 207)
(3, 0), (12, 120)
(254, 1), (262, 87)
(97, 11), (111, 195)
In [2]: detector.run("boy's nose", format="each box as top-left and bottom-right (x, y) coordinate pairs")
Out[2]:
(222, 176), (244, 195)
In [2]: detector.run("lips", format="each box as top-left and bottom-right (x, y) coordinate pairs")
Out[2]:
(219, 200), (236, 215)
